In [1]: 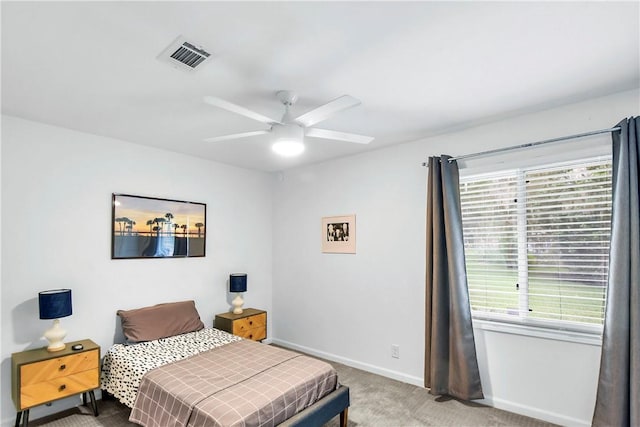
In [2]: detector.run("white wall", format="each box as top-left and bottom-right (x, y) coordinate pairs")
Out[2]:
(272, 88), (639, 426)
(0, 116), (273, 424)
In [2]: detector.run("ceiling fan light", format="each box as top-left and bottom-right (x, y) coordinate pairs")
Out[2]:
(272, 140), (305, 157)
(271, 123), (305, 157)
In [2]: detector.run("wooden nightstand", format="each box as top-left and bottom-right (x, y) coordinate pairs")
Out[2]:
(11, 339), (100, 427)
(215, 308), (267, 341)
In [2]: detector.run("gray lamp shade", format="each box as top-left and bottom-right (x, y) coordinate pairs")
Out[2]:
(229, 274), (247, 293)
(39, 289), (72, 319)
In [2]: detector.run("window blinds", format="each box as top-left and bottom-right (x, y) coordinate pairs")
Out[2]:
(459, 158), (612, 327)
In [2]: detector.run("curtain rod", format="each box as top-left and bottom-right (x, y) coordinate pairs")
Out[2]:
(421, 126), (621, 166)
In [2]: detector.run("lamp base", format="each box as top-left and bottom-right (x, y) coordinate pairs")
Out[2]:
(44, 319), (67, 352)
(232, 294), (244, 315)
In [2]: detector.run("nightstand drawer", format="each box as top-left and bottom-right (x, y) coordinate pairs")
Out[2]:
(231, 313), (266, 334)
(234, 325), (266, 341)
(20, 369), (99, 409)
(20, 350), (99, 387)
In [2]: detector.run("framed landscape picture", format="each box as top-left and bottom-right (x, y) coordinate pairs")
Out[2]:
(321, 214), (356, 254)
(112, 193), (206, 259)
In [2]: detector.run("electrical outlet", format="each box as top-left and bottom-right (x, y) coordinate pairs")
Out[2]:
(391, 344), (400, 359)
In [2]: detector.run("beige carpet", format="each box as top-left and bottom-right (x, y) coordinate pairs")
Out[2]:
(32, 359), (556, 427)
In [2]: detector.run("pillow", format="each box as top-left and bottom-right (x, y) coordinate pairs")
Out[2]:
(117, 300), (205, 343)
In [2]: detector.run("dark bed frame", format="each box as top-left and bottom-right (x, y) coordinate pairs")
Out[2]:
(279, 384), (349, 427)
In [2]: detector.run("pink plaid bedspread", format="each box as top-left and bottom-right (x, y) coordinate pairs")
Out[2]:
(129, 340), (338, 426)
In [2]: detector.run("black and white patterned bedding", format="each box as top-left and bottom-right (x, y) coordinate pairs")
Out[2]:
(100, 327), (242, 407)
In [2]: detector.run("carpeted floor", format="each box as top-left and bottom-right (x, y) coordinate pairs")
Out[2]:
(31, 359), (555, 427)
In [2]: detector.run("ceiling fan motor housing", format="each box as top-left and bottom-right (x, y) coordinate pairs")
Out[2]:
(272, 123), (304, 143)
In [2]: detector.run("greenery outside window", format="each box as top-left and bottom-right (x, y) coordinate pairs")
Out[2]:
(459, 157), (612, 333)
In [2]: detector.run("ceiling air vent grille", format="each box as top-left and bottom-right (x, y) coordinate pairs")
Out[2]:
(158, 36), (212, 72)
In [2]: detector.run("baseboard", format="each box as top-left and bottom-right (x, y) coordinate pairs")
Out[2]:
(479, 395), (591, 427)
(272, 338), (592, 427)
(271, 338), (424, 387)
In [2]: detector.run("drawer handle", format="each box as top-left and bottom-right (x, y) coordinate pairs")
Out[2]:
(59, 384), (66, 392)
(249, 321), (253, 325)
(59, 364), (66, 371)
(249, 334), (253, 339)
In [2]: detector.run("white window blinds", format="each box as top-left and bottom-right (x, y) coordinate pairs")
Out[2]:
(459, 158), (612, 329)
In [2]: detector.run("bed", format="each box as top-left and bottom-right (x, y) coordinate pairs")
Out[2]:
(100, 301), (349, 426)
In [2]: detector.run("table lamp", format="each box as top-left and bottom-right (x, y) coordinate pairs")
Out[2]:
(229, 274), (247, 314)
(39, 289), (72, 352)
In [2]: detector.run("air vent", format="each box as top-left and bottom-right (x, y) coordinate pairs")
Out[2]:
(157, 36), (212, 72)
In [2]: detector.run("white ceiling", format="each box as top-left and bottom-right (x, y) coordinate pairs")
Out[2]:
(2, 1), (639, 172)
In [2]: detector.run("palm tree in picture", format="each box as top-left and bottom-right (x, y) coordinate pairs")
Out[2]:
(115, 217), (128, 236)
(180, 224), (187, 236)
(164, 213), (174, 234)
(146, 219), (154, 236)
(116, 217), (132, 236)
(173, 223), (179, 235)
(153, 218), (166, 237)
(125, 219), (136, 235)
(195, 222), (204, 238)
(114, 217), (124, 235)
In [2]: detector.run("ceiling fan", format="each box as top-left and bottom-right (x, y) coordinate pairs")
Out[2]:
(203, 91), (374, 157)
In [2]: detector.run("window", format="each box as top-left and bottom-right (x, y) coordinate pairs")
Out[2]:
(459, 158), (612, 332)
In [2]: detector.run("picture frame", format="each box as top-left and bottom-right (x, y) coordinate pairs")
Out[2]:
(112, 193), (206, 259)
(321, 214), (356, 254)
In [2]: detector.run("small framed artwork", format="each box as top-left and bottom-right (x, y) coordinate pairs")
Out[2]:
(321, 214), (356, 254)
(112, 193), (206, 259)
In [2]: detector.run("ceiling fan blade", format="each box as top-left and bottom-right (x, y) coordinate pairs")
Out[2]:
(306, 128), (374, 144)
(203, 130), (269, 143)
(203, 96), (281, 125)
(294, 95), (361, 127)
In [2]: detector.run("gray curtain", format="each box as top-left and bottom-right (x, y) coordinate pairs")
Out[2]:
(425, 155), (484, 400)
(593, 117), (639, 427)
